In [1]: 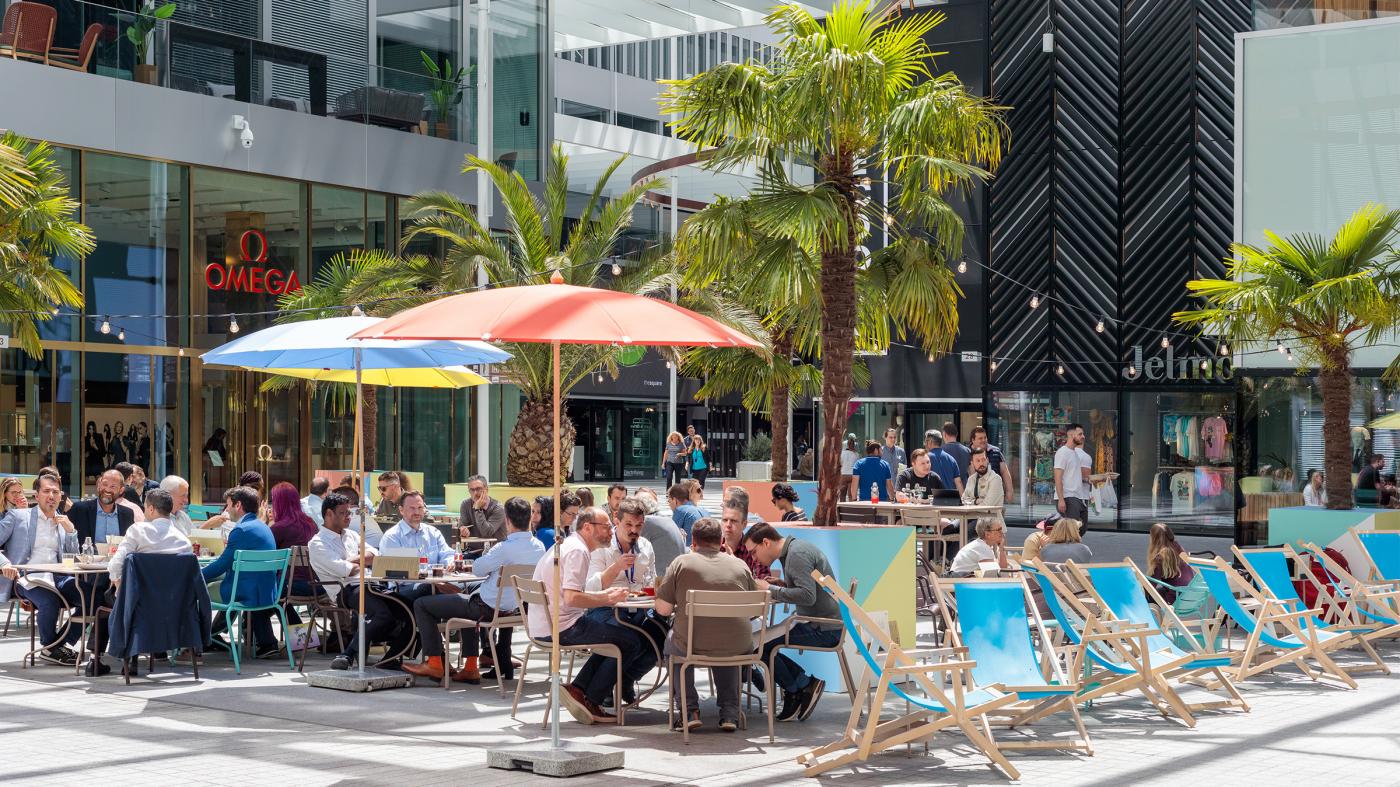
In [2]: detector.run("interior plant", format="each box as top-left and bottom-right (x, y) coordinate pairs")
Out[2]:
(1174, 203), (1400, 510)
(421, 51), (471, 138)
(127, 1), (176, 84)
(662, 0), (1005, 523)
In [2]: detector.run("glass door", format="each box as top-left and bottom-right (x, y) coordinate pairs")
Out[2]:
(249, 380), (304, 490)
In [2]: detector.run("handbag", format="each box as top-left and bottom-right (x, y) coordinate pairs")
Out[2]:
(286, 621), (322, 652)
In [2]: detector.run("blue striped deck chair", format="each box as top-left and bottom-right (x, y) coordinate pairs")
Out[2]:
(1233, 545), (1390, 675)
(1352, 530), (1400, 585)
(932, 576), (1093, 758)
(1060, 559), (1250, 722)
(1185, 555), (1359, 688)
(1299, 542), (1400, 644)
(797, 572), (1023, 780)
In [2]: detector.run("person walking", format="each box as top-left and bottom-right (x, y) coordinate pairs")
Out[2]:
(688, 434), (710, 490)
(1054, 423), (1091, 522)
(662, 432), (687, 488)
(839, 435), (858, 502)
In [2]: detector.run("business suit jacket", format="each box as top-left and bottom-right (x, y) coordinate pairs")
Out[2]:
(201, 514), (279, 606)
(0, 507), (81, 602)
(68, 498), (136, 546)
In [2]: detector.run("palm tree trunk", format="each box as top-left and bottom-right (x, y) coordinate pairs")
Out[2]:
(1319, 350), (1353, 509)
(362, 385), (379, 473)
(770, 333), (793, 482)
(814, 154), (860, 526)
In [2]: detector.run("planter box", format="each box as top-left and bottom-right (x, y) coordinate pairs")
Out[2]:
(443, 482), (613, 513)
(735, 461), (771, 481)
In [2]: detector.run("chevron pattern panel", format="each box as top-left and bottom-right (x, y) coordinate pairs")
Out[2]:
(988, 0), (1251, 386)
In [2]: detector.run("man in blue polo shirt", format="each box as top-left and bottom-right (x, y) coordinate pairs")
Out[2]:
(850, 440), (894, 501)
(668, 483), (703, 542)
(924, 432), (964, 495)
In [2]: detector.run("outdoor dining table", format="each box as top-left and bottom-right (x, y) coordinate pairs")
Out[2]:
(612, 595), (667, 709)
(11, 561), (111, 673)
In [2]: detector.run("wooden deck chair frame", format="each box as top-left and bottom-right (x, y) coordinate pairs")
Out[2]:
(931, 574), (1094, 758)
(1052, 558), (1249, 723)
(797, 571), (1024, 780)
(1298, 542), (1400, 644)
(1231, 545), (1389, 676)
(1184, 555), (1358, 689)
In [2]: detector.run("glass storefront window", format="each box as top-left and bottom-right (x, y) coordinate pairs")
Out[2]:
(1124, 391), (1236, 533)
(1, 351), (78, 492)
(81, 351), (180, 491)
(988, 391), (1118, 529)
(42, 146), (80, 343)
(310, 185), (367, 276)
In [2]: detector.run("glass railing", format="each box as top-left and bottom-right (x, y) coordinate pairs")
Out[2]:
(1253, 0), (1400, 30)
(5, 0), (478, 143)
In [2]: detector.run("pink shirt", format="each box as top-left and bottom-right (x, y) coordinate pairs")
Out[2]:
(527, 532), (592, 639)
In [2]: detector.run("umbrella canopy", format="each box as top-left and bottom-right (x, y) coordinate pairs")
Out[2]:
(351, 280), (760, 348)
(262, 365), (487, 388)
(1370, 412), (1400, 429)
(201, 315), (511, 369)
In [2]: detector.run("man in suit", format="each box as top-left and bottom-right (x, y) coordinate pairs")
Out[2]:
(69, 469), (136, 547)
(202, 485), (281, 659)
(0, 474), (82, 665)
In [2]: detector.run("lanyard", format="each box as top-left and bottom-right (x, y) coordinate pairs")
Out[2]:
(616, 535), (636, 585)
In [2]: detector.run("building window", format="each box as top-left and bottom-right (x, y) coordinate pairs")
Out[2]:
(560, 99), (610, 123)
(616, 113), (660, 134)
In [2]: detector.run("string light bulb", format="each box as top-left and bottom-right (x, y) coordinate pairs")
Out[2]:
(884, 213), (895, 227)
(1200, 359), (1209, 371)
(1219, 342), (1230, 356)
(1055, 362), (1065, 376)
(1095, 317), (1105, 334)
(611, 263), (622, 276)
(229, 315), (240, 334)
(178, 348), (185, 357)
(1276, 342), (1286, 355)
(1029, 294), (1040, 309)
(989, 360), (998, 372)
(1160, 336), (1170, 349)
(100, 318), (110, 335)
(117, 327), (125, 341)
(927, 352), (935, 362)
(1285, 348), (1294, 362)
(957, 260), (967, 274)
(596, 372), (604, 383)
(351, 304), (365, 316)
(1127, 364), (1137, 377)
(859, 176), (872, 187)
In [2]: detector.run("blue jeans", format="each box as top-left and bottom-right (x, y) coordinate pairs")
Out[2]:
(762, 622), (841, 694)
(555, 609), (656, 705)
(18, 576), (85, 649)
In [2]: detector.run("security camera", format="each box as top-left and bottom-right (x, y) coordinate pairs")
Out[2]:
(232, 115), (254, 149)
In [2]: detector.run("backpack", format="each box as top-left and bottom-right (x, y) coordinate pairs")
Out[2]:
(1296, 547), (1350, 624)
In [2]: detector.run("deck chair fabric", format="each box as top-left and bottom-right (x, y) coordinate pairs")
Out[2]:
(1299, 542), (1400, 642)
(1355, 531), (1400, 583)
(796, 572), (1024, 780)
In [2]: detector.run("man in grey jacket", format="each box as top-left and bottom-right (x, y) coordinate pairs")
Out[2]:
(743, 522), (839, 723)
(0, 474), (82, 665)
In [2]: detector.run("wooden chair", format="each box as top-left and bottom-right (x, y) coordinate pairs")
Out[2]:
(1185, 555), (1360, 688)
(1299, 541), (1400, 643)
(796, 571), (1023, 780)
(49, 22), (101, 72)
(932, 575), (1094, 759)
(0, 3), (21, 50)
(668, 589), (771, 743)
(510, 576), (627, 725)
(436, 564), (533, 694)
(0, 1), (55, 64)
(754, 578), (858, 739)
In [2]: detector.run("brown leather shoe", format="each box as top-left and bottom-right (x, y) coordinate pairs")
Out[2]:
(450, 665), (481, 684)
(402, 656), (446, 680)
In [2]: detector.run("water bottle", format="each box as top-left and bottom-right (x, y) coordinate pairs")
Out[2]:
(81, 537), (95, 562)
(870, 483), (880, 504)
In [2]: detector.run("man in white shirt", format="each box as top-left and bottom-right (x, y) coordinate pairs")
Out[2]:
(379, 491), (456, 603)
(528, 507), (634, 725)
(313, 493), (408, 672)
(301, 477), (329, 527)
(0, 474), (81, 665)
(160, 475), (194, 536)
(586, 499), (657, 593)
(949, 518), (1010, 577)
(962, 448), (1006, 508)
(1054, 423), (1090, 522)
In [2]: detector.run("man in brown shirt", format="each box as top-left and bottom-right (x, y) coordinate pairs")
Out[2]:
(655, 517), (757, 733)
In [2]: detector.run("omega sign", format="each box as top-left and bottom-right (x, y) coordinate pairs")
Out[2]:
(1124, 344), (1233, 382)
(204, 229), (303, 295)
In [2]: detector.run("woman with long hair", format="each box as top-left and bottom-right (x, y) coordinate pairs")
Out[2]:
(661, 431), (686, 488)
(269, 481), (318, 596)
(110, 420), (128, 465)
(83, 421), (104, 482)
(1146, 522), (1194, 604)
(770, 482), (806, 522)
(1, 477), (27, 512)
(532, 495), (556, 550)
(688, 434), (710, 490)
(1038, 518), (1091, 564)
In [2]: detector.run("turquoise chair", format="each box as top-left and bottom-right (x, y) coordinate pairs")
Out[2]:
(1186, 555), (1358, 688)
(210, 548), (295, 673)
(1355, 531), (1400, 583)
(933, 576), (1093, 756)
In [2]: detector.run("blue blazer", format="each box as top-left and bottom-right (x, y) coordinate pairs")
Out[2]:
(0, 508), (80, 602)
(201, 514), (279, 606)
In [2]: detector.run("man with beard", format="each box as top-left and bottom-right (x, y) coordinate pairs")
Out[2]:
(69, 469), (136, 546)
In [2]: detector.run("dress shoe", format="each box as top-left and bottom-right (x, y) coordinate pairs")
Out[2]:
(84, 659), (111, 677)
(450, 665), (481, 684)
(403, 656), (446, 680)
(330, 655), (352, 670)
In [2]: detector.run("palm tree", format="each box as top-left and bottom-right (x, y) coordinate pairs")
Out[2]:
(0, 132), (90, 355)
(1175, 203), (1400, 510)
(662, 1), (1004, 523)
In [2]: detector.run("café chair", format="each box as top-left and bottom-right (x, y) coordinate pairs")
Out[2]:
(105, 553), (211, 684)
(211, 548), (294, 674)
(0, 1), (55, 64)
(436, 564), (533, 694)
(288, 547), (354, 673)
(48, 22), (101, 72)
(902, 507), (960, 572)
(668, 589), (771, 743)
(511, 576), (627, 725)
(753, 578), (858, 735)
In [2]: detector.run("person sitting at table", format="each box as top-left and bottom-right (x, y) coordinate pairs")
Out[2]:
(2, 476), (26, 513)
(375, 471), (405, 521)
(948, 518), (1010, 577)
(1038, 517), (1091, 564)
(202, 486), (282, 659)
(269, 482), (318, 604)
(460, 474), (506, 542)
(849, 440), (893, 502)
(379, 491), (456, 604)
(606, 483), (628, 524)
(896, 449), (945, 500)
(90, 488), (193, 676)
(404, 496), (543, 684)
(0, 474), (82, 666)
(743, 523), (836, 722)
(720, 499), (769, 580)
(335, 484), (382, 549)
(962, 448), (1006, 508)
(528, 506), (641, 725)
(587, 498), (657, 593)
(684, 478), (704, 508)
(198, 470), (263, 533)
(160, 475), (195, 536)
(70, 469), (136, 547)
(668, 483), (704, 543)
(655, 517), (757, 733)
(530, 495), (555, 550)
(301, 477), (330, 527)
(635, 488), (686, 579)
(771, 483), (806, 522)
(313, 493), (403, 672)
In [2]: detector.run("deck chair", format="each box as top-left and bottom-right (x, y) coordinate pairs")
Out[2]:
(796, 572), (1024, 780)
(1234, 544), (1393, 671)
(1185, 555), (1359, 688)
(1351, 530), (1400, 584)
(1299, 542), (1400, 643)
(932, 576), (1094, 758)
(1056, 559), (1249, 723)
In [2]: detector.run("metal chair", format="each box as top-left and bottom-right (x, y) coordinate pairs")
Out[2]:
(437, 564), (533, 694)
(210, 548), (294, 673)
(754, 578), (859, 738)
(669, 589), (771, 743)
(290, 547), (355, 673)
(511, 576), (627, 725)
(901, 507), (960, 573)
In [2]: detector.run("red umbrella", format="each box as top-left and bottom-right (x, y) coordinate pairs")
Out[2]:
(353, 272), (762, 744)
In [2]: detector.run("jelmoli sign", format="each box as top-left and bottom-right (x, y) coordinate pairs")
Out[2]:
(204, 229), (303, 295)
(1124, 344), (1232, 382)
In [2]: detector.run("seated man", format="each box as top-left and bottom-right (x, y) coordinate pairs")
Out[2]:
(0, 474), (82, 666)
(160, 475), (195, 536)
(379, 491), (456, 604)
(69, 469), (135, 547)
(374, 471), (405, 521)
(962, 447), (1006, 508)
(311, 493), (410, 671)
(301, 477), (330, 527)
(460, 474), (506, 542)
(202, 486), (281, 659)
(89, 488), (193, 676)
(527, 507), (640, 725)
(667, 483), (703, 543)
(744, 523), (837, 723)
(655, 517), (757, 733)
(635, 488), (685, 579)
(583, 497), (664, 703)
(404, 496), (543, 683)
(720, 499), (769, 580)
(948, 518), (1011, 577)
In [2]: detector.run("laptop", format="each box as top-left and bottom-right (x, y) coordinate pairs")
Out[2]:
(188, 530), (226, 557)
(371, 554), (421, 580)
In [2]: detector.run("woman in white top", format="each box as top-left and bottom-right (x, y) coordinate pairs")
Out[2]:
(1302, 470), (1327, 507)
(839, 435), (858, 501)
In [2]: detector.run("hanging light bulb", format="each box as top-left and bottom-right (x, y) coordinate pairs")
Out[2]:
(665, 361), (672, 369)
(178, 348), (185, 357)
(351, 304), (365, 317)
(51, 306), (60, 317)
(1095, 317), (1105, 334)
(1029, 294), (1040, 309)
(927, 352), (935, 362)
(957, 260), (967, 274)
(229, 315), (240, 334)
(1219, 342), (1230, 356)
(1127, 364), (1137, 377)
(859, 176), (872, 187)
(611, 262), (622, 276)
(1286, 347), (1294, 362)
(1055, 362), (1065, 376)
(989, 360), (998, 372)
(100, 318), (111, 335)
(1199, 359), (1209, 371)
(1160, 336), (1170, 349)
(596, 372), (604, 383)
(1276, 342), (1286, 355)
(884, 213), (895, 227)
(117, 327), (125, 341)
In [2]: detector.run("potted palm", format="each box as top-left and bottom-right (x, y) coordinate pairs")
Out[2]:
(737, 432), (774, 481)
(421, 51), (470, 139)
(127, 1), (176, 85)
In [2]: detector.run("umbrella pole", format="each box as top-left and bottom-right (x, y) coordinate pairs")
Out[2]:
(355, 347), (369, 676)
(550, 339), (562, 749)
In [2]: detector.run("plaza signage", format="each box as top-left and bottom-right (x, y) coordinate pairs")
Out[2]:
(204, 229), (303, 295)
(1124, 344), (1232, 382)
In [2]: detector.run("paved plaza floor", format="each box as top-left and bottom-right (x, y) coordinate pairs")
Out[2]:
(4, 622), (1400, 786)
